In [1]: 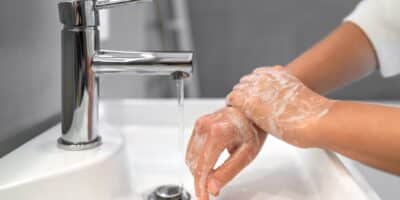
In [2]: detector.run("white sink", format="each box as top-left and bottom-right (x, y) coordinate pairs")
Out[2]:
(0, 99), (380, 200)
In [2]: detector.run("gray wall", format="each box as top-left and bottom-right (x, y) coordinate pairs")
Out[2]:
(188, 0), (400, 99)
(0, 0), (61, 157)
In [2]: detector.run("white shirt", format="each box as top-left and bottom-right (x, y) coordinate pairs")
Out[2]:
(344, 0), (400, 77)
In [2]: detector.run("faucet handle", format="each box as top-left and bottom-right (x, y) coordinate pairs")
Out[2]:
(96, 0), (152, 9)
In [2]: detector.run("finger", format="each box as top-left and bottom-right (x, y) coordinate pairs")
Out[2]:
(226, 90), (246, 109)
(232, 83), (250, 91)
(253, 68), (278, 78)
(186, 116), (215, 174)
(195, 175), (210, 200)
(186, 128), (208, 198)
(252, 66), (271, 74)
(186, 134), (206, 174)
(253, 65), (285, 75)
(194, 124), (233, 199)
(194, 142), (224, 199)
(207, 144), (259, 196)
(239, 74), (252, 83)
(227, 143), (240, 154)
(239, 74), (264, 89)
(272, 65), (285, 70)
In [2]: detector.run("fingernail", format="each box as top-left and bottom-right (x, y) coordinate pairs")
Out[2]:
(226, 93), (234, 105)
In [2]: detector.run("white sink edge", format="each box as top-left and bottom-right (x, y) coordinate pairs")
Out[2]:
(0, 124), (124, 188)
(0, 123), (132, 200)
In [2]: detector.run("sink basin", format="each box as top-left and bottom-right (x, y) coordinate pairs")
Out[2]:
(0, 99), (380, 200)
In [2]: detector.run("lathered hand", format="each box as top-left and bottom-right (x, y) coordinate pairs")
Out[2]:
(227, 66), (333, 147)
(186, 107), (267, 200)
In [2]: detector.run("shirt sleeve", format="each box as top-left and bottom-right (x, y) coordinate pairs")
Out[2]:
(344, 0), (400, 77)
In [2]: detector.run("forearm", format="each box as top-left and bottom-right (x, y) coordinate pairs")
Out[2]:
(286, 22), (378, 94)
(310, 101), (400, 174)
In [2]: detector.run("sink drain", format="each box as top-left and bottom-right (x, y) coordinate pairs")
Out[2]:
(147, 185), (191, 200)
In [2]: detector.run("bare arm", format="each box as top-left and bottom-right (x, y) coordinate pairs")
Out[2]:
(310, 101), (400, 174)
(287, 22), (378, 94)
(284, 22), (400, 174)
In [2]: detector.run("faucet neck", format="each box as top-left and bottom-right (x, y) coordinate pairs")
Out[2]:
(58, 0), (101, 151)
(58, 1), (99, 27)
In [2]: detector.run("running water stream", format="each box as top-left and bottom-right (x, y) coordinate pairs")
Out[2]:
(175, 77), (191, 200)
(148, 77), (191, 200)
(176, 78), (185, 190)
(176, 78), (191, 200)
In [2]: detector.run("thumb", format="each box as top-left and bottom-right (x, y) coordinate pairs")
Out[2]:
(226, 91), (246, 110)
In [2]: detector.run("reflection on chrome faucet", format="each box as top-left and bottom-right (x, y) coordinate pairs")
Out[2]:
(93, 50), (192, 76)
(58, 0), (193, 151)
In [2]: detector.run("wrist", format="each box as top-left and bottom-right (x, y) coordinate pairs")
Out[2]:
(286, 98), (336, 148)
(300, 98), (337, 148)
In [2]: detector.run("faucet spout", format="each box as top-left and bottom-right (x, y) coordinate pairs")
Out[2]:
(96, 0), (151, 9)
(93, 50), (193, 78)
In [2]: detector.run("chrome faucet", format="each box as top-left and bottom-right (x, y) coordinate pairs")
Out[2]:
(58, 0), (193, 150)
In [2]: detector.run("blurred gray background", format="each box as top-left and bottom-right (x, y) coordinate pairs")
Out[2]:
(189, 0), (400, 99)
(0, 0), (398, 199)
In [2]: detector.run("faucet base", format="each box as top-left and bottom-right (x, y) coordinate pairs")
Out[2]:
(57, 136), (102, 151)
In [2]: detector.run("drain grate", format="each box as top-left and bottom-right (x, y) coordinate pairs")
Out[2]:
(147, 185), (191, 200)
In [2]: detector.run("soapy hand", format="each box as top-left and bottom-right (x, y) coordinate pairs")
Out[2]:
(227, 66), (333, 147)
(186, 107), (267, 200)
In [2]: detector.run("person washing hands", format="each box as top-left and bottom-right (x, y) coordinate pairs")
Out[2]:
(186, 0), (400, 199)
